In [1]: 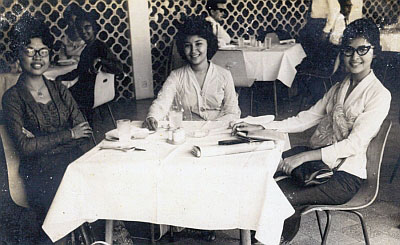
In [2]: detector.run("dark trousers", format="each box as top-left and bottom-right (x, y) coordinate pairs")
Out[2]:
(278, 146), (363, 241)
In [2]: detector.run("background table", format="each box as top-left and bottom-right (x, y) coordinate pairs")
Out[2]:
(212, 43), (306, 116)
(43, 121), (294, 245)
(43, 63), (78, 88)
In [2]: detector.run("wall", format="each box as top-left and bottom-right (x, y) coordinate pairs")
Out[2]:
(0, 0), (134, 101)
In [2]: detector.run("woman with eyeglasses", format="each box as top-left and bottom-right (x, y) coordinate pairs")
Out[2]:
(2, 14), (92, 243)
(232, 18), (391, 244)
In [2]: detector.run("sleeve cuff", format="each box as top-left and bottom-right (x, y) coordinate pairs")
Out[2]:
(321, 145), (337, 168)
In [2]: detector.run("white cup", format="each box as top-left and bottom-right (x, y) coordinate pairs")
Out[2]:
(116, 119), (131, 147)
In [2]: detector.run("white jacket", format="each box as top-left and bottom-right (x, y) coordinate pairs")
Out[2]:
(264, 71), (391, 179)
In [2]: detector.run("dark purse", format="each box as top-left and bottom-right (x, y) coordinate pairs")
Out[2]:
(291, 159), (345, 187)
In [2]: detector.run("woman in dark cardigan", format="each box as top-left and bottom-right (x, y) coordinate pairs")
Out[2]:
(55, 11), (123, 123)
(2, 14), (92, 243)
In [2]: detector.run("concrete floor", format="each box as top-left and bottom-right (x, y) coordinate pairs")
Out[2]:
(1, 62), (400, 244)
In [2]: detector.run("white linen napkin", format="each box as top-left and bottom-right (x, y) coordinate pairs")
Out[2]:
(192, 141), (275, 158)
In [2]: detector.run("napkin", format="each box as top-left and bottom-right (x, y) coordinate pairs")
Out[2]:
(105, 127), (150, 140)
(229, 115), (275, 128)
(192, 141), (275, 158)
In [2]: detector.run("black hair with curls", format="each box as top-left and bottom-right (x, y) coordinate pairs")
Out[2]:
(9, 13), (54, 61)
(75, 11), (101, 35)
(175, 15), (218, 61)
(342, 18), (381, 55)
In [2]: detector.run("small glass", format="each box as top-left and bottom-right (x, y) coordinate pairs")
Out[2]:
(116, 119), (131, 147)
(250, 35), (256, 47)
(169, 108), (183, 129)
(264, 37), (272, 49)
(238, 37), (244, 47)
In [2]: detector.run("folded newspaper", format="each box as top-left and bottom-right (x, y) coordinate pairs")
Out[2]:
(192, 141), (275, 158)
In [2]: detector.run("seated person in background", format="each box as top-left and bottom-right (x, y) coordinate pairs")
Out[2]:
(57, 3), (86, 62)
(55, 11), (123, 123)
(144, 15), (240, 131)
(232, 19), (391, 244)
(205, 0), (231, 47)
(3, 13), (92, 243)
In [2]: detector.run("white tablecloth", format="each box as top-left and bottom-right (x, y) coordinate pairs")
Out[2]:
(43, 121), (294, 245)
(380, 29), (400, 52)
(214, 43), (306, 87)
(44, 64), (78, 88)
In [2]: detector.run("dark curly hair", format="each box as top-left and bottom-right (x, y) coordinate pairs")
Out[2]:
(342, 18), (381, 55)
(175, 15), (218, 61)
(75, 11), (101, 35)
(9, 13), (54, 61)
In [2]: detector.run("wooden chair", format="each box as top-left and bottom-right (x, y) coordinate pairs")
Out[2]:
(0, 124), (29, 209)
(300, 119), (392, 245)
(0, 124), (93, 244)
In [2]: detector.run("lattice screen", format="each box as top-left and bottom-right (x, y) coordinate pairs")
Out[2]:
(0, 0), (133, 101)
(1, 0), (398, 99)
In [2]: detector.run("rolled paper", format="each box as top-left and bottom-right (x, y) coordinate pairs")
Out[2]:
(192, 141), (275, 158)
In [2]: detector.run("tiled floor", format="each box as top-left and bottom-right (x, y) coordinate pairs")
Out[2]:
(1, 64), (400, 244)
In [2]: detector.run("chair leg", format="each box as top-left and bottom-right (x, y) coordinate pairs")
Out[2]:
(390, 155), (400, 183)
(250, 87), (254, 117)
(82, 113), (97, 145)
(107, 104), (117, 128)
(321, 210), (332, 245)
(349, 210), (370, 245)
(315, 211), (324, 239)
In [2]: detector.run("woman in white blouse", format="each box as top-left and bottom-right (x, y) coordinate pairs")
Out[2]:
(233, 18), (391, 243)
(144, 15), (240, 130)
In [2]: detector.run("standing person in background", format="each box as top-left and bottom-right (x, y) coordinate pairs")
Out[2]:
(55, 11), (123, 124)
(205, 0), (231, 47)
(57, 3), (86, 62)
(299, 0), (362, 58)
(329, 0), (353, 46)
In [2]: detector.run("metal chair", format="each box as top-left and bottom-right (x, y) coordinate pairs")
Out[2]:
(297, 53), (341, 112)
(300, 119), (392, 245)
(389, 108), (400, 183)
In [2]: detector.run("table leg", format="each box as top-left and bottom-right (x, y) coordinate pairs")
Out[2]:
(273, 80), (278, 116)
(240, 229), (251, 245)
(105, 220), (113, 245)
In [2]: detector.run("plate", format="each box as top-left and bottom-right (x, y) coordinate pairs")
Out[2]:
(105, 127), (151, 140)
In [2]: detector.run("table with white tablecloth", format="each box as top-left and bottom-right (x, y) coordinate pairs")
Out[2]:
(212, 43), (306, 116)
(43, 120), (294, 245)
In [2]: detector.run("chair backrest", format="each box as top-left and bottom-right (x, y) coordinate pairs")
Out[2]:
(345, 119), (391, 208)
(0, 124), (29, 208)
(211, 50), (255, 87)
(92, 71), (115, 109)
(170, 40), (186, 73)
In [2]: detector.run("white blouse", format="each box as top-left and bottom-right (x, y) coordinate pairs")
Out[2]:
(147, 62), (241, 122)
(206, 16), (231, 47)
(263, 71), (391, 179)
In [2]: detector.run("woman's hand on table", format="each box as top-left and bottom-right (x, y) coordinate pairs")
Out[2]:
(71, 122), (92, 139)
(231, 122), (264, 136)
(143, 117), (158, 131)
